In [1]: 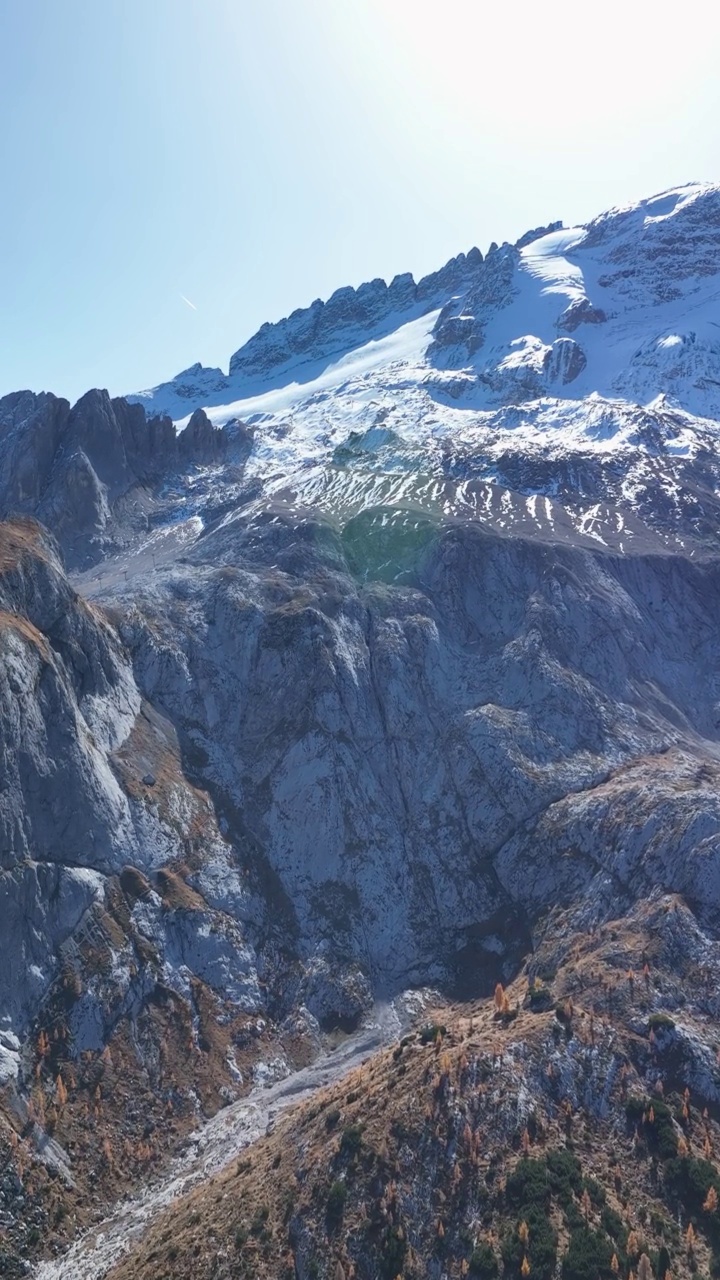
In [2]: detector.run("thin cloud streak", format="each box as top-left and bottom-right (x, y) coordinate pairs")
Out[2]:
(180, 294), (197, 311)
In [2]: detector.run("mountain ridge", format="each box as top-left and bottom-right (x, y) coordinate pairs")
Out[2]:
(128, 182), (719, 422)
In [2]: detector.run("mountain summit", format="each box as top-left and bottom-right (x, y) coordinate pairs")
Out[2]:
(133, 180), (720, 423)
(120, 180), (720, 566)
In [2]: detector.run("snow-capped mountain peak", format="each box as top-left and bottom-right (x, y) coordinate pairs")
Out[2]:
(131, 181), (720, 426)
(118, 183), (720, 563)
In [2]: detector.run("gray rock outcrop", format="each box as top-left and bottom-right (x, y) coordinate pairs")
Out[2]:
(110, 510), (720, 994)
(0, 390), (245, 568)
(226, 251), (485, 384)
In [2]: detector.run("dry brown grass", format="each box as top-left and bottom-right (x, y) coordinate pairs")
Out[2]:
(0, 608), (51, 659)
(0, 516), (51, 573)
(155, 867), (207, 913)
(110, 700), (219, 854)
(0, 881), (318, 1270)
(105, 906), (720, 1280)
(4, 889), (718, 1280)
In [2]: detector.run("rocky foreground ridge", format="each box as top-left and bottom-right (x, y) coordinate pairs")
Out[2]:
(44, 897), (720, 1280)
(0, 183), (720, 1273)
(102, 901), (720, 1280)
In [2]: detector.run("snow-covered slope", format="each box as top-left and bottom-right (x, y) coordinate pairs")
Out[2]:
(132, 183), (720, 422)
(123, 183), (720, 558)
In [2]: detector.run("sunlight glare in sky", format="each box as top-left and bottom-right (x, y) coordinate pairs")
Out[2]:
(0, 0), (718, 401)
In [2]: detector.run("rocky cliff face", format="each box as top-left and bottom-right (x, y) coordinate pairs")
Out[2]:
(226, 248), (484, 384)
(2, 182), (720, 1274)
(110, 511), (720, 992)
(0, 391), (238, 569)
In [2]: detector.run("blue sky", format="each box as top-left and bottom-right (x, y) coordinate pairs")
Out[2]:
(1, 0), (720, 404)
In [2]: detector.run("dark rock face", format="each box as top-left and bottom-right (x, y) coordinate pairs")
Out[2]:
(558, 298), (608, 331)
(11, 489), (720, 1041)
(428, 243), (518, 369)
(0, 519), (139, 875)
(0, 390), (234, 567)
(583, 184), (720, 291)
(543, 337), (587, 384)
(0, 518), (262, 1037)
(179, 408), (227, 464)
(0, 391), (70, 513)
(226, 250), (485, 383)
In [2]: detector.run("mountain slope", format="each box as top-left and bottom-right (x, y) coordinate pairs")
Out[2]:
(105, 896), (720, 1280)
(132, 183), (720, 423)
(120, 182), (720, 574)
(0, 183), (720, 1275)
